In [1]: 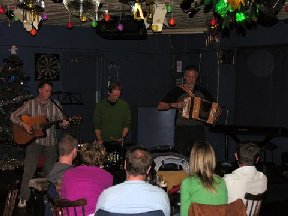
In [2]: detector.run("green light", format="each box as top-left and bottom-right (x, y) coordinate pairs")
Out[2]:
(215, 0), (228, 17)
(236, 12), (246, 22)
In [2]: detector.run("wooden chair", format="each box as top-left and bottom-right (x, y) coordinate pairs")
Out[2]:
(49, 198), (87, 216)
(245, 191), (266, 216)
(188, 199), (246, 216)
(95, 209), (165, 216)
(3, 182), (18, 216)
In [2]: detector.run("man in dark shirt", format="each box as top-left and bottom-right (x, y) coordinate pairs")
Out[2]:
(157, 65), (214, 156)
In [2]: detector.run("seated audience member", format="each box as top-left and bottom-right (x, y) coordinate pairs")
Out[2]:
(223, 142), (267, 208)
(47, 133), (78, 194)
(95, 146), (170, 216)
(61, 143), (113, 216)
(180, 142), (228, 216)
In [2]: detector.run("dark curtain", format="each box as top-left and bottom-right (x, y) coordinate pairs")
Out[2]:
(235, 46), (288, 127)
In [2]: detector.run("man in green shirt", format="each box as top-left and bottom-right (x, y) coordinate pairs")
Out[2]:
(93, 82), (131, 144)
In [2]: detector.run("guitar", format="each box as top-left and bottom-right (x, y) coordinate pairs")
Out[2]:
(13, 114), (82, 145)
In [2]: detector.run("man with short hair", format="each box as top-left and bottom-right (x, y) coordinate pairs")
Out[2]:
(93, 82), (131, 144)
(11, 81), (69, 208)
(95, 146), (170, 216)
(158, 65), (214, 156)
(224, 142), (267, 211)
(47, 133), (78, 185)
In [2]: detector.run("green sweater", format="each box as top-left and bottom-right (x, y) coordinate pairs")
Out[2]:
(93, 99), (131, 142)
(180, 175), (228, 216)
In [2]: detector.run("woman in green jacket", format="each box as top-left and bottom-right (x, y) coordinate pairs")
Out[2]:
(180, 142), (228, 216)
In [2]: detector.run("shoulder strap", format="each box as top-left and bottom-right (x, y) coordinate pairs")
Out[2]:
(178, 85), (193, 97)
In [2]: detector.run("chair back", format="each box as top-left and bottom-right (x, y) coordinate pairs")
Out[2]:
(245, 191), (266, 216)
(3, 183), (18, 216)
(50, 198), (87, 216)
(188, 199), (246, 216)
(95, 209), (165, 216)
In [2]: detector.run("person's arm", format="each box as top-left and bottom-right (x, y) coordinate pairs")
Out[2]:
(10, 101), (33, 133)
(95, 129), (104, 144)
(93, 103), (104, 144)
(180, 179), (190, 216)
(157, 101), (183, 110)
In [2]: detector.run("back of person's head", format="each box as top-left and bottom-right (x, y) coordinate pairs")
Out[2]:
(189, 141), (217, 192)
(237, 142), (260, 166)
(58, 133), (78, 156)
(108, 82), (122, 94)
(80, 142), (107, 166)
(125, 146), (152, 176)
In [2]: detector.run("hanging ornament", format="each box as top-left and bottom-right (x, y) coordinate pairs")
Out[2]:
(13, 16), (19, 22)
(151, 24), (159, 32)
(30, 28), (37, 36)
(67, 21), (73, 29)
(0, 6), (5, 14)
(116, 23), (124, 31)
(5, 10), (14, 20)
(209, 16), (218, 28)
(133, 0), (144, 20)
(91, 20), (97, 28)
(168, 17), (176, 27)
(166, 4), (172, 13)
(67, 14), (73, 29)
(80, 15), (87, 22)
(104, 10), (111, 22)
(285, 5), (288, 13)
(41, 13), (48, 21)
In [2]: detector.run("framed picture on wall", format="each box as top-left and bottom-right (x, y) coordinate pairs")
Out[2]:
(35, 53), (60, 81)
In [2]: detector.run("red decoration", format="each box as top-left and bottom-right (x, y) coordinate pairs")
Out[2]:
(67, 21), (73, 29)
(0, 6), (5, 14)
(168, 18), (176, 27)
(30, 28), (37, 36)
(104, 13), (111, 22)
(285, 5), (288, 13)
(209, 17), (218, 27)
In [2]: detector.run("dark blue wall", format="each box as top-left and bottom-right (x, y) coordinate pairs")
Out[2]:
(1, 21), (288, 163)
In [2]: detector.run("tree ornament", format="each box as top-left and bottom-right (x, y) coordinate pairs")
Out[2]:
(168, 17), (176, 27)
(116, 23), (124, 31)
(30, 28), (37, 36)
(67, 21), (73, 29)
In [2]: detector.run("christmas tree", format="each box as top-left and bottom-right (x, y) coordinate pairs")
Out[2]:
(0, 46), (31, 170)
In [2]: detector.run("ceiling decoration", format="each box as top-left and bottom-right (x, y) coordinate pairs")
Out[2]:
(0, 0), (287, 36)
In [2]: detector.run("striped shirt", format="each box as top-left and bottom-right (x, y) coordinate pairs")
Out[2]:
(10, 97), (65, 146)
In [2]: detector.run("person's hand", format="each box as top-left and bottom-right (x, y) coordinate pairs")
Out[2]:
(96, 139), (104, 145)
(177, 101), (184, 109)
(62, 119), (70, 127)
(22, 123), (33, 134)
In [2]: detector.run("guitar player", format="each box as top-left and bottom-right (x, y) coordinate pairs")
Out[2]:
(10, 81), (69, 208)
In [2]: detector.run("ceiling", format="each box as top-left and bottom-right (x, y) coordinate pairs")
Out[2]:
(1, 0), (288, 35)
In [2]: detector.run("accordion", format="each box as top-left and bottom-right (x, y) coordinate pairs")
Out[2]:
(182, 96), (221, 125)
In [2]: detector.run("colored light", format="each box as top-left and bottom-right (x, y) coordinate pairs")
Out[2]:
(236, 12), (246, 22)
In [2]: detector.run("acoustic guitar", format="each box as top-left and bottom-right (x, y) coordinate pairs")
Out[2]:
(13, 114), (82, 145)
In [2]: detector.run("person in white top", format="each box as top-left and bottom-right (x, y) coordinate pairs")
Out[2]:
(224, 142), (267, 213)
(95, 146), (170, 216)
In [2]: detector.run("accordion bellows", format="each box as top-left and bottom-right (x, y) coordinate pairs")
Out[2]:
(182, 96), (221, 125)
